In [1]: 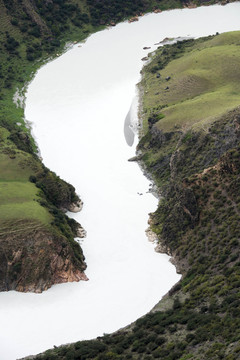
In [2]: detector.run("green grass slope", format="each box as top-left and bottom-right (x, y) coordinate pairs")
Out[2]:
(141, 32), (240, 133)
(0, 145), (51, 224)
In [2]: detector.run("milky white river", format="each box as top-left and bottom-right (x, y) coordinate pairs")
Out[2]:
(0, 3), (240, 360)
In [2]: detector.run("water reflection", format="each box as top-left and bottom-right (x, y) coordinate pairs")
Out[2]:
(124, 96), (139, 146)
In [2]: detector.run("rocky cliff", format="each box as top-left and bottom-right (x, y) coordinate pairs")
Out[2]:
(0, 222), (87, 293)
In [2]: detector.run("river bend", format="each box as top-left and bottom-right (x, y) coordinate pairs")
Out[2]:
(0, 3), (240, 359)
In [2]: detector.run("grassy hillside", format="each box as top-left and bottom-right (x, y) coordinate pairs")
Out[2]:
(31, 31), (240, 359)
(139, 32), (240, 184)
(141, 32), (240, 133)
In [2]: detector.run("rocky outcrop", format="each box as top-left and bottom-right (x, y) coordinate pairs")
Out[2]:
(0, 221), (88, 293)
(67, 200), (83, 213)
(76, 225), (87, 238)
(128, 16), (139, 23)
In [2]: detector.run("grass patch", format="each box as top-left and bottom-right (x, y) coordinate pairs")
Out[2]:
(0, 153), (37, 181)
(0, 181), (51, 226)
(0, 201), (51, 224)
(140, 31), (240, 132)
(0, 181), (40, 204)
(161, 88), (240, 132)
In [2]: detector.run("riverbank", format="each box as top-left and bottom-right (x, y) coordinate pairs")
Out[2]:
(137, 29), (240, 279)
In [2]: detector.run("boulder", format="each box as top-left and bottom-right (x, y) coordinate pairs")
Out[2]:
(68, 200), (83, 213)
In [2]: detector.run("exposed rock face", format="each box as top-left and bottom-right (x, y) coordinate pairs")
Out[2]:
(0, 221), (88, 293)
(149, 125), (177, 147)
(76, 225), (87, 238)
(155, 242), (170, 255)
(145, 227), (158, 243)
(140, 108), (240, 278)
(68, 200), (83, 213)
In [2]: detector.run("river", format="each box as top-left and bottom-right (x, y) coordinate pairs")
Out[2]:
(0, 3), (240, 360)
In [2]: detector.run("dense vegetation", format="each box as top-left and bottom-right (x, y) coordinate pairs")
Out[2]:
(30, 31), (240, 359)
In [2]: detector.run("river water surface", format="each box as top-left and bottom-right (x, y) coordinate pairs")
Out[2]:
(0, 3), (240, 360)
